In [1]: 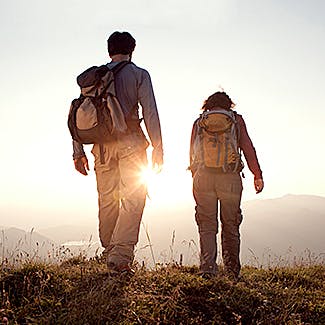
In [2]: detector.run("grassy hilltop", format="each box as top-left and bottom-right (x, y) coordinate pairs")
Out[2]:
(0, 257), (324, 324)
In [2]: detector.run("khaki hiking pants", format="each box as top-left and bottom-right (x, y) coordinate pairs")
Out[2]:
(92, 132), (148, 268)
(193, 169), (243, 276)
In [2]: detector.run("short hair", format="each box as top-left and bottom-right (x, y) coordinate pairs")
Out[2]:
(202, 91), (234, 110)
(107, 31), (136, 55)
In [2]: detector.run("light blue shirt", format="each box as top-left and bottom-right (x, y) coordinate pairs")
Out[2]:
(72, 61), (163, 159)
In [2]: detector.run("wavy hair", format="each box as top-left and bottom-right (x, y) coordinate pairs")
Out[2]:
(202, 91), (234, 111)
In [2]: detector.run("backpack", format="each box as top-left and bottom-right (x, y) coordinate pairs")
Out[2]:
(68, 61), (129, 145)
(192, 109), (243, 172)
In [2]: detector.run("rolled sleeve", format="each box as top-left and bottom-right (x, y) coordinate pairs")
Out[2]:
(72, 140), (86, 160)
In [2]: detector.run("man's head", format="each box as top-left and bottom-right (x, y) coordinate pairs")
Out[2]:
(107, 31), (136, 56)
(202, 91), (234, 111)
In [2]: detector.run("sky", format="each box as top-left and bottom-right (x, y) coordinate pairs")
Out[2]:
(0, 0), (325, 235)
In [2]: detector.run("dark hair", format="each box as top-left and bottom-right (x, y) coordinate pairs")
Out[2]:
(107, 31), (136, 55)
(202, 91), (234, 111)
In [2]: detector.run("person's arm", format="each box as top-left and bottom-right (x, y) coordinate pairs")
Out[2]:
(72, 140), (89, 175)
(237, 114), (264, 193)
(138, 70), (163, 171)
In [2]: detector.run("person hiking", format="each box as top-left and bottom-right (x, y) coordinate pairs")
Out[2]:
(72, 31), (164, 275)
(189, 91), (263, 280)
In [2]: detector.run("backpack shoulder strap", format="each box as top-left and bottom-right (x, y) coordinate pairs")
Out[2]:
(109, 61), (130, 75)
(232, 110), (240, 141)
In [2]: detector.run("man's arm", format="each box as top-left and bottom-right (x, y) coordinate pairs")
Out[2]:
(72, 140), (89, 175)
(138, 70), (163, 171)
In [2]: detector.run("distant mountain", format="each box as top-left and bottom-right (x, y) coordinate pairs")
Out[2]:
(38, 225), (98, 245)
(131, 194), (325, 267)
(0, 227), (56, 261)
(1, 194), (324, 266)
(37, 225), (100, 258)
(241, 194), (325, 265)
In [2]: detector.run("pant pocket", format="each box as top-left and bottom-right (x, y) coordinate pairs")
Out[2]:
(231, 182), (243, 194)
(118, 133), (149, 159)
(230, 175), (243, 194)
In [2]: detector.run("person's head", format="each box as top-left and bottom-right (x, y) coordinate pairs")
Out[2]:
(202, 91), (234, 111)
(107, 31), (136, 56)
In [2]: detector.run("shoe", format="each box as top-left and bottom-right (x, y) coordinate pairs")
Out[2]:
(115, 263), (135, 276)
(107, 262), (135, 277)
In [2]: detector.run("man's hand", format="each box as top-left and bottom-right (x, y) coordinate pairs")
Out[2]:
(254, 178), (264, 194)
(74, 156), (89, 176)
(152, 147), (163, 173)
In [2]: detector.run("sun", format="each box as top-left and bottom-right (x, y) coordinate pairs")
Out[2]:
(138, 165), (192, 203)
(139, 166), (161, 191)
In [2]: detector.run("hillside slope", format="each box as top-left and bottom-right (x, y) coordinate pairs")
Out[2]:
(0, 259), (324, 324)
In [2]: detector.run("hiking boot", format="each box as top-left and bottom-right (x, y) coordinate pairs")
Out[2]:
(119, 265), (136, 277)
(107, 262), (135, 277)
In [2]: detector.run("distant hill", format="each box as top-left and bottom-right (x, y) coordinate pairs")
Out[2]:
(38, 225), (97, 245)
(241, 194), (325, 265)
(137, 194), (325, 267)
(0, 227), (55, 261)
(1, 194), (324, 266)
(37, 225), (100, 258)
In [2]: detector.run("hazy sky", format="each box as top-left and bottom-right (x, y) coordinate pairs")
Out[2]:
(1, 0), (325, 231)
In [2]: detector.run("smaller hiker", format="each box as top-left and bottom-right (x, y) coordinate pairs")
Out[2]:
(189, 91), (263, 280)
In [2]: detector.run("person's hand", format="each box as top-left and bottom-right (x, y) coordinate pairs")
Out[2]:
(74, 156), (89, 176)
(152, 147), (163, 173)
(254, 178), (264, 194)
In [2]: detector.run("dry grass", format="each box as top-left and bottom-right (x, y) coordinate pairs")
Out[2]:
(0, 255), (324, 324)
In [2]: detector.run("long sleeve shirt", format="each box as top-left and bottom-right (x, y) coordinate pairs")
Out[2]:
(190, 112), (263, 180)
(72, 61), (163, 159)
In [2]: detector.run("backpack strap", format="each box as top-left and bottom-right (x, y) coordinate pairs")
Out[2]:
(112, 62), (141, 127)
(98, 62), (130, 165)
(233, 111), (244, 174)
(110, 60), (130, 75)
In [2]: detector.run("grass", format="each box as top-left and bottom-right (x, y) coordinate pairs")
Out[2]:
(0, 256), (324, 324)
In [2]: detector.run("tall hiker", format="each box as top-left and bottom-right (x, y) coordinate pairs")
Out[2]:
(70, 31), (163, 275)
(189, 91), (263, 280)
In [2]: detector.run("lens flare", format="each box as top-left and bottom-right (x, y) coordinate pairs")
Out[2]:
(139, 166), (156, 186)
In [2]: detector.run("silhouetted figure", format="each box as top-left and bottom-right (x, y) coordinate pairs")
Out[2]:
(189, 91), (263, 279)
(72, 31), (163, 275)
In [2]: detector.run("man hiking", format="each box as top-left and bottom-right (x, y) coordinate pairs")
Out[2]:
(189, 91), (263, 280)
(72, 31), (163, 275)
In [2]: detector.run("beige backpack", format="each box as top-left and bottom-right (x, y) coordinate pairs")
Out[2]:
(193, 109), (243, 172)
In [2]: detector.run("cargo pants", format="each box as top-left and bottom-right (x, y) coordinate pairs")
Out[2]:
(193, 168), (243, 276)
(92, 132), (148, 268)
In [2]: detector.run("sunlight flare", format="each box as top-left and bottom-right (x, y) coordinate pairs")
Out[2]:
(138, 164), (192, 203)
(139, 166), (158, 187)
